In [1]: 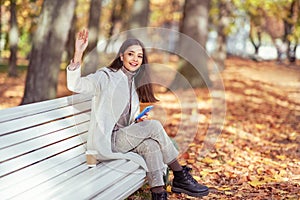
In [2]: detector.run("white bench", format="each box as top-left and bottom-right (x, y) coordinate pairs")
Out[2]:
(0, 94), (146, 200)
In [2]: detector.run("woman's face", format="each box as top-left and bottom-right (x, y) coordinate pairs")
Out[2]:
(121, 45), (143, 72)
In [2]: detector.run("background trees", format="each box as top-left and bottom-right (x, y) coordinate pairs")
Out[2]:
(0, 0), (299, 104)
(8, 0), (18, 77)
(21, 0), (76, 104)
(171, 0), (212, 89)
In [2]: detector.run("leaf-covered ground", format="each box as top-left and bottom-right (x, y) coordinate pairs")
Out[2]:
(0, 57), (299, 199)
(129, 57), (300, 199)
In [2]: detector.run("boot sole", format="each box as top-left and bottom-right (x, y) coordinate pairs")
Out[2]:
(172, 187), (209, 197)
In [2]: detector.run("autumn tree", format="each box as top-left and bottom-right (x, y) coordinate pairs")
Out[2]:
(127, 0), (150, 38)
(130, 0), (149, 28)
(242, 0), (299, 62)
(210, 0), (237, 70)
(65, 3), (78, 63)
(242, 0), (265, 57)
(82, 0), (102, 75)
(21, 0), (76, 104)
(283, 0), (299, 62)
(171, 0), (212, 89)
(104, 0), (131, 52)
(8, 0), (18, 77)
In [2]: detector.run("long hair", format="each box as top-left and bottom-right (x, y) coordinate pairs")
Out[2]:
(108, 38), (159, 103)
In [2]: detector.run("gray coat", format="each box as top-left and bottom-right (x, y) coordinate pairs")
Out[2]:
(67, 66), (147, 170)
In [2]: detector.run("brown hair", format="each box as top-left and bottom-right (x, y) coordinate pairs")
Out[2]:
(108, 38), (158, 103)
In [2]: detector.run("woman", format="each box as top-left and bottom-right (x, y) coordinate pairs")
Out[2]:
(67, 29), (209, 200)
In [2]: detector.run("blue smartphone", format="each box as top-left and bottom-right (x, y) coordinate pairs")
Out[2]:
(135, 105), (154, 121)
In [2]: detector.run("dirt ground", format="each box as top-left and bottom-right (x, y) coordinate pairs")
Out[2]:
(0, 56), (299, 199)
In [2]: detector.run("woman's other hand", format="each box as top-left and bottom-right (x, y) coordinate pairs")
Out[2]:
(136, 113), (150, 123)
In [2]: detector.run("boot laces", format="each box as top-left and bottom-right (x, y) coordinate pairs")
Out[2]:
(183, 166), (198, 184)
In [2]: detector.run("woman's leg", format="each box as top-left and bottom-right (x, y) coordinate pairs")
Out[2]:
(132, 139), (165, 187)
(113, 120), (179, 166)
(112, 120), (208, 198)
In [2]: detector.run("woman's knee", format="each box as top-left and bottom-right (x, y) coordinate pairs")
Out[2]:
(149, 119), (164, 130)
(136, 139), (160, 155)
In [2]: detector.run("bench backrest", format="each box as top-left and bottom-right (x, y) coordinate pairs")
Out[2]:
(0, 94), (92, 198)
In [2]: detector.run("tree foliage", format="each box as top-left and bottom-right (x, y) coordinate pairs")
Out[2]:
(240, 0), (300, 61)
(21, 0), (76, 104)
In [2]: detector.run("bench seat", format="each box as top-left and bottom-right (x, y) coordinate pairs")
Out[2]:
(0, 94), (146, 200)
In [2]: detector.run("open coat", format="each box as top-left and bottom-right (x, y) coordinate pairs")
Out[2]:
(67, 66), (148, 170)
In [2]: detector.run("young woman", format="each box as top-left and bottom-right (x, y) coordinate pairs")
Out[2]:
(67, 29), (209, 200)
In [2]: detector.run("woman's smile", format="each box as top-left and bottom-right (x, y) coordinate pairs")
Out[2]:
(121, 45), (143, 72)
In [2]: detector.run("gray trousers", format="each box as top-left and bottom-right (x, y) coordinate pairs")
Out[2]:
(112, 120), (179, 187)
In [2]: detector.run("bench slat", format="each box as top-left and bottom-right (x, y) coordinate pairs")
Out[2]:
(1, 153), (86, 199)
(0, 122), (89, 162)
(0, 112), (90, 149)
(13, 159), (127, 200)
(0, 145), (86, 190)
(96, 169), (146, 200)
(0, 133), (86, 178)
(0, 101), (91, 135)
(0, 94), (92, 122)
(48, 160), (140, 200)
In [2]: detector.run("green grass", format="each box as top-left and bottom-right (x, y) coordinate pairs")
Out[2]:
(0, 63), (28, 73)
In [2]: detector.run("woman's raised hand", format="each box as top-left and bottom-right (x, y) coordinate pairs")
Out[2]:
(73, 29), (88, 64)
(75, 29), (89, 53)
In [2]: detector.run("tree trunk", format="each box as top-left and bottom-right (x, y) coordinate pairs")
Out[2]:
(171, 0), (212, 89)
(65, 4), (78, 62)
(249, 27), (262, 56)
(21, 0), (76, 105)
(127, 0), (150, 38)
(83, 0), (102, 76)
(285, 0), (297, 63)
(0, 0), (2, 58)
(104, 0), (128, 52)
(214, 31), (226, 71)
(8, 0), (18, 77)
(130, 0), (149, 28)
(212, 0), (232, 71)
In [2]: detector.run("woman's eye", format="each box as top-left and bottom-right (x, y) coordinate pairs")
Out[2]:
(138, 55), (143, 59)
(128, 52), (133, 56)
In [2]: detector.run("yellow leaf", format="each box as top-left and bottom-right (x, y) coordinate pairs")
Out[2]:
(218, 187), (232, 191)
(201, 157), (215, 164)
(276, 155), (286, 160)
(227, 161), (237, 166)
(188, 143), (196, 147)
(202, 168), (222, 173)
(187, 159), (195, 164)
(263, 176), (276, 183)
(193, 175), (201, 181)
(289, 132), (297, 140)
(255, 124), (265, 129)
(248, 180), (266, 187)
(256, 167), (264, 175)
(166, 185), (172, 193)
(200, 171), (209, 177)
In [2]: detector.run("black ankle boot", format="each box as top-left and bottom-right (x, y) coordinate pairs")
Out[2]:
(151, 191), (168, 200)
(172, 166), (209, 197)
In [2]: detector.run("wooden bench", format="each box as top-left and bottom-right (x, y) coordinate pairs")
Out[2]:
(0, 94), (146, 200)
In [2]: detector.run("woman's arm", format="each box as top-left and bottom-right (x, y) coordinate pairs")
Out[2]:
(72, 29), (88, 67)
(66, 29), (108, 95)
